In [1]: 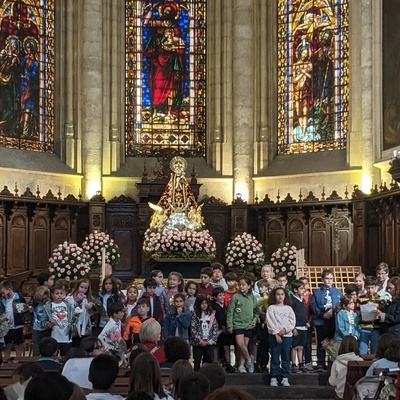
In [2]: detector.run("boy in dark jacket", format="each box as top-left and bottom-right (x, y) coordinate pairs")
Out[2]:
(139, 278), (163, 323)
(290, 279), (310, 373)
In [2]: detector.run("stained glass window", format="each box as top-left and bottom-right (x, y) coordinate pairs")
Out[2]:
(277, 0), (349, 154)
(125, 0), (206, 157)
(0, 0), (54, 152)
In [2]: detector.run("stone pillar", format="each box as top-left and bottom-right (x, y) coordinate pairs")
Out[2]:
(360, 0), (380, 191)
(232, 0), (254, 201)
(81, 0), (103, 199)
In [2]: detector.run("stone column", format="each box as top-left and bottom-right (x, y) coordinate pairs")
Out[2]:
(81, 0), (103, 199)
(232, 0), (254, 201)
(360, 0), (380, 190)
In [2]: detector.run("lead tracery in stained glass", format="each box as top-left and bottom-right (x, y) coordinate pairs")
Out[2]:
(0, 0), (54, 152)
(125, 0), (206, 158)
(277, 0), (349, 154)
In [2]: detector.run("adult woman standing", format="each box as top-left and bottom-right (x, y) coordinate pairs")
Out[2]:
(376, 262), (390, 297)
(380, 276), (400, 338)
(311, 269), (342, 370)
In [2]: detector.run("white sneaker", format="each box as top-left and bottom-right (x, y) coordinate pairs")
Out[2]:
(270, 378), (278, 387)
(282, 378), (290, 387)
(245, 359), (254, 373)
(238, 365), (247, 373)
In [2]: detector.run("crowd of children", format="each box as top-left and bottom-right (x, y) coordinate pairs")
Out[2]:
(0, 261), (398, 391)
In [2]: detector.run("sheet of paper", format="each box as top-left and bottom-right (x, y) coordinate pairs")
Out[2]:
(360, 303), (377, 321)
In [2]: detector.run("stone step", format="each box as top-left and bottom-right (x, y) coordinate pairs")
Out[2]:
(245, 385), (335, 399)
(225, 372), (335, 400)
(225, 372), (329, 386)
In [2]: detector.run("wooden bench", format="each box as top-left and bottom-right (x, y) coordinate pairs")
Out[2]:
(109, 369), (171, 396)
(342, 360), (373, 400)
(0, 359), (170, 396)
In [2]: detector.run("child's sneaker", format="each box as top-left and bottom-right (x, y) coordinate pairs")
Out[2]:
(305, 363), (314, 371)
(282, 378), (290, 387)
(299, 365), (308, 373)
(245, 359), (254, 373)
(270, 377), (278, 387)
(238, 365), (247, 374)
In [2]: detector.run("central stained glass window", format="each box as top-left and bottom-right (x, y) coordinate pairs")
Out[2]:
(277, 0), (349, 154)
(125, 0), (206, 157)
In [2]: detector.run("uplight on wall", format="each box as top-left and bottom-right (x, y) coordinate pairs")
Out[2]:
(234, 182), (249, 202)
(361, 173), (372, 194)
(86, 179), (102, 200)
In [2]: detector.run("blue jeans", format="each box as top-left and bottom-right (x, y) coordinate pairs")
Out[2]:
(359, 328), (380, 355)
(268, 334), (292, 378)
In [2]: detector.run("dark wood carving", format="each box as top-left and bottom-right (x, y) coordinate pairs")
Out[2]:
(30, 212), (50, 274)
(7, 210), (28, 273)
(5, 178), (400, 290)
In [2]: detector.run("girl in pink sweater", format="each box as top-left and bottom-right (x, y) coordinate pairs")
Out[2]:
(266, 287), (296, 387)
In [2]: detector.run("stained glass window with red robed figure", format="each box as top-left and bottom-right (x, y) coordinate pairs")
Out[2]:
(277, 0), (349, 154)
(125, 0), (206, 158)
(0, 0), (54, 152)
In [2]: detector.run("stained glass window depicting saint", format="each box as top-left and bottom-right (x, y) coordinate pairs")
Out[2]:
(277, 0), (349, 154)
(0, 0), (54, 152)
(126, 0), (206, 157)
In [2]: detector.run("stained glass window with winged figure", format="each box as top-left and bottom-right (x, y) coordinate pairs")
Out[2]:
(277, 0), (349, 154)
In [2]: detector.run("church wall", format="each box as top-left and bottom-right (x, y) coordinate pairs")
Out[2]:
(2, 0), (399, 282)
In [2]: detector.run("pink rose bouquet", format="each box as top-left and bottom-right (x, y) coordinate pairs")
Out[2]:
(143, 228), (216, 260)
(48, 241), (91, 281)
(270, 242), (298, 281)
(224, 232), (265, 274)
(81, 230), (121, 268)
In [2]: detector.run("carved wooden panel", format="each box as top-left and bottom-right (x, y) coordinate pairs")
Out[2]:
(287, 215), (307, 255)
(383, 203), (395, 267)
(106, 199), (139, 279)
(0, 209), (5, 276)
(110, 214), (137, 273)
(395, 202), (400, 269)
(265, 217), (284, 259)
(7, 212), (28, 273)
(338, 215), (352, 265)
(30, 212), (50, 273)
(231, 207), (248, 237)
(309, 216), (330, 266)
(51, 214), (70, 251)
(203, 205), (230, 265)
(366, 204), (381, 273)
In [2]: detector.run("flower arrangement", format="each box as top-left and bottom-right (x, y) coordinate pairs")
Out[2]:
(48, 241), (91, 281)
(270, 242), (297, 280)
(81, 230), (121, 268)
(0, 314), (11, 338)
(104, 327), (128, 367)
(143, 228), (217, 260)
(224, 232), (265, 274)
